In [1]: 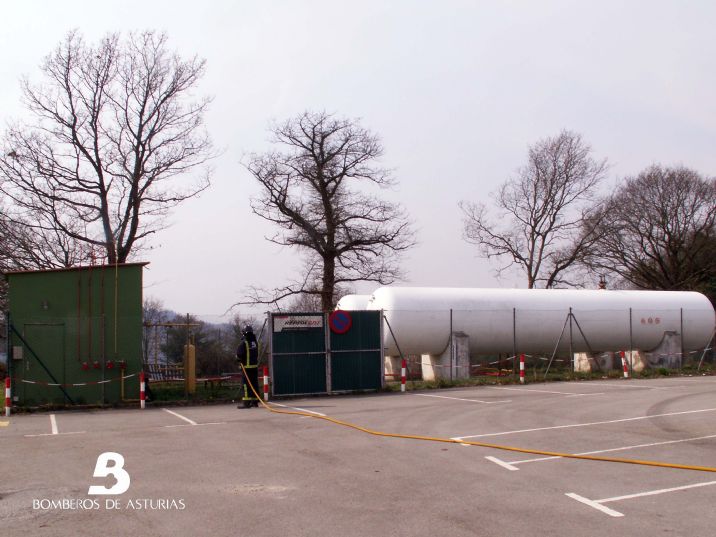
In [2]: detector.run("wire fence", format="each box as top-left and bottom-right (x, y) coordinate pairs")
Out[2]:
(381, 307), (715, 382)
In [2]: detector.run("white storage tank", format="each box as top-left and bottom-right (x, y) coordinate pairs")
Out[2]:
(365, 287), (715, 356)
(336, 294), (372, 311)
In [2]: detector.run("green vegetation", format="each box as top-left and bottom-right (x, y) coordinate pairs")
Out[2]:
(147, 380), (243, 404)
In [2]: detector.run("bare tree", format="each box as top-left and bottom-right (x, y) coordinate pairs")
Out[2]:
(242, 111), (414, 311)
(580, 165), (716, 297)
(459, 130), (607, 288)
(1, 207), (96, 311)
(0, 30), (214, 264)
(0, 207), (94, 270)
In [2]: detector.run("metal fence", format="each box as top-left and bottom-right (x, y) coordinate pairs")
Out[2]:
(381, 307), (715, 381)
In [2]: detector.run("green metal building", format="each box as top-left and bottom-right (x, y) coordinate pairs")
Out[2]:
(5, 263), (146, 406)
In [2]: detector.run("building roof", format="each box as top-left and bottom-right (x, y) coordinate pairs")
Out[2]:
(4, 262), (149, 276)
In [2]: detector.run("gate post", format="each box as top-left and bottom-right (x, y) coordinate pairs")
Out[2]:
(5, 313), (11, 413)
(139, 371), (146, 409)
(4, 377), (10, 417)
(324, 312), (332, 394)
(268, 312), (273, 398)
(263, 366), (269, 402)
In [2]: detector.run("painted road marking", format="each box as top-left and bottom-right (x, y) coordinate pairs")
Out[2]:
(594, 383), (699, 390)
(271, 403), (327, 417)
(485, 456), (519, 471)
(50, 414), (58, 435)
(565, 493), (625, 517)
(567, 480), (716, 517)
(162, 408), (197, 425)
(164, 422), (226, 428)
(412, 393), (511, 404)
(0, 421), (8, 427)
(486, 434), (716, 470)
(24, 431), (86, 438)
(452, 407), (716, 441)
(485, 386), (603, 396)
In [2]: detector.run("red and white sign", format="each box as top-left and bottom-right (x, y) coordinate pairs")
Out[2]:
(273, 315), (323, 332)
(329, 310), (352, 334)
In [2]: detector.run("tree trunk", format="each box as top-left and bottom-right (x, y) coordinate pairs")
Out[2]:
(321, 256), (336, 312)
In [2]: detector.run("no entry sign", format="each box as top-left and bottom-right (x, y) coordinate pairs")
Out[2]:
(329, 310), (353, 334)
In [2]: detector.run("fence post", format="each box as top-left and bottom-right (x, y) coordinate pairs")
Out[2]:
(4, 377), (10, 417)
(401, 358), (406, 392)
(520, 354), (525, 384)
(263, 366), (269, 402)
(140, 371), (146, 409)
(620, 351), (630, 379)
(512, 308), (517, 378)
(629, 308), (634, 377)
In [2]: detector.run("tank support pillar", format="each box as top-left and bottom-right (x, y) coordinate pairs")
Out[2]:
(421, 332), (470, 381)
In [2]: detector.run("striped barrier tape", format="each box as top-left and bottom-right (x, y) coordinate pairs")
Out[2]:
(12, 373), (137, 388)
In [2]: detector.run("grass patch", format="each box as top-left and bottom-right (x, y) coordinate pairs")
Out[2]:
(147, 380), (243, 403)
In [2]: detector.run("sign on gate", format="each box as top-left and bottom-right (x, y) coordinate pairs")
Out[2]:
(273, 315), (323, 332)
(328, 310), (352, 334)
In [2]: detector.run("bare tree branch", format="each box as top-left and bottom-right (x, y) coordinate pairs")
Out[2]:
(460, 130), (607, 288)
(0, 30), (215, 265)
(238, 111), (415, 311)
(579, 165), (716, 299)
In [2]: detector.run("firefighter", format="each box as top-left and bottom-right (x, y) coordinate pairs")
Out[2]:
(236, 324), (259, 408)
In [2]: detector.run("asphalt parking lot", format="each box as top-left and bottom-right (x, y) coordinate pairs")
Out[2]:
(2, 376), (716, 537)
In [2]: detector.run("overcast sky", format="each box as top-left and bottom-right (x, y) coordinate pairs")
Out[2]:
(2, 1), (715, 320)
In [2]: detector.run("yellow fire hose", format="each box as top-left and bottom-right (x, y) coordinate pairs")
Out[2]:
(240, 365), (716, 473)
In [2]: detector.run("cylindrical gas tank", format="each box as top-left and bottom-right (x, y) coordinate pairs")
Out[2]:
(366, 287), (715, 356)
(336, 294), (371, 311)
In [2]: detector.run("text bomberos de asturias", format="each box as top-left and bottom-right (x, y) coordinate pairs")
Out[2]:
(33, 498), (186, 510)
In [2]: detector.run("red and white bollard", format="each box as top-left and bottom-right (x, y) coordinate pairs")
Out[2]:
(620, 351), (630, 379)
(263, 366), (269, 402)
(400, 358), (407, 392)
(4, 377), (11, 417)
(519, 354), (525, 384)
(139, 371), (146, 409)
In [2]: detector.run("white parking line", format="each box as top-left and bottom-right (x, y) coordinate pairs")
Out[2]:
(486, 434), (716, 470)
(271, 403), (327, 417)
(23, 414), (87, 437)
(162, 408), (197, 425)
(485, 456), (519, 471)
(485, 386), (602, 396)
(595, 383), (697, 391)
(24, 431), (86, 438)
(567, 480), (716, 517)
(412, 394), (511, 404)
(164, 422), (226, 428)
(566, 493), (625, 517)
(452, 407), (716, 441)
